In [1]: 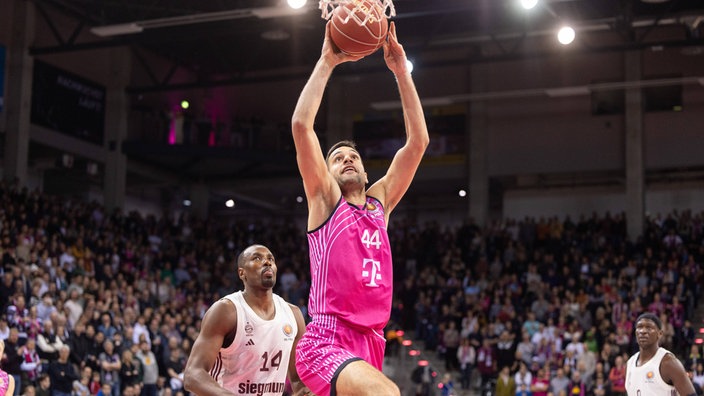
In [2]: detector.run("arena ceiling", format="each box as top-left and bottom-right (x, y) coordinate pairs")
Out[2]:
(25, 0), (704, 212)
(32, 0), (704, 91)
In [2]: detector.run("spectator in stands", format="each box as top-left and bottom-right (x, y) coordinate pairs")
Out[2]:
(608, 355), (627, 396)
(514, 362), (532, 396)
(530, 368), (549, 396)
(135, 340), (158, 396)
(686, 345), (703, 372)
(443, 320), (460, 371)
(82, 326), (103, 373)
(440, 373), (456, 396)
(36, 320), (64, 363)
(550, 367), (570, 396)
(119, 348), (142, 394)
(477, 338), (497, 389)
(164, 348), (184, 393)
(2, 327), (23, 396)
(19, 338), (40, 388)
(34, 374), (50, 396)
(46, 345), (78, 396)
(98, 339), (120, 396)
(71, 366), (92, 396)
(62, 288), (83, 330)
(456, 337), (476, 391)
(495, 366), (516, 396)
(6, 296), (29, 343)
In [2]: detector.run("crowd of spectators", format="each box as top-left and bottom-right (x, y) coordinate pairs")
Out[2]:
(0, 178), (703, 396)
(392, 211), (704, 395)
(0, 180), (311, 395)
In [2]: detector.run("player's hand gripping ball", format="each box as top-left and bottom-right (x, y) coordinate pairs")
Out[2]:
(330, 0), (389, 56)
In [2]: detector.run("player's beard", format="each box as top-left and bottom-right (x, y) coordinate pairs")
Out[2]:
(338, 172), (365, 189)
(262, 276), (276, 289)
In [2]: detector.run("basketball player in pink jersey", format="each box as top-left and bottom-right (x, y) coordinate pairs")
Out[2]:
(183, 245), (311, 395)
(292, 21), (429, 396)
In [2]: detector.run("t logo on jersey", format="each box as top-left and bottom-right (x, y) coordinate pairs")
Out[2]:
(362, 258), (381, 287)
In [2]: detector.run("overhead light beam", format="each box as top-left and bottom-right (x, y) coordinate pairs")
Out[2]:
(90, 6), (308, 37)
(91, 23), (143, 37)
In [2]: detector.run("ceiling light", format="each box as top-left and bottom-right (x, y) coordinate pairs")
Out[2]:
(288, 0), (307, 9)
(557, 26), (575, 45)
(520, 0), (539, 10)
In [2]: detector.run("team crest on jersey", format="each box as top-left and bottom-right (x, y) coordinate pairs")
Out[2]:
(645, 371), (655, 383)
(282, 324), (293, 337)
(366, 202), (377, 211)
(245, 322), (254, 336)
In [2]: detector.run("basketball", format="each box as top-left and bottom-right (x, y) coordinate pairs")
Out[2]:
(330, 0), (389, 56)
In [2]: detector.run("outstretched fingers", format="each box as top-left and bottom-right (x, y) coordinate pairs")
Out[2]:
(383, 22), (408, 74)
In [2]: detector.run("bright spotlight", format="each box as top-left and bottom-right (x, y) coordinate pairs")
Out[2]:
(406, 59), (414, 74)
(458, 189), (467, 197)
(287, 0), (307, 9)
(520, 0), (538, 10)
(180, 100), (190, 109)
(557, 26), (576, 45)
(183, 199), (192, 207)
(225, 199), (235, 208)
(296, 196), (304, 203)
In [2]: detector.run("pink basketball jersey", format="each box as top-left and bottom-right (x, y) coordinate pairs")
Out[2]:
(307, 196), (392, 331)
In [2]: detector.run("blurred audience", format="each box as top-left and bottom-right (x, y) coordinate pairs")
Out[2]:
(0, 180), (702, 396)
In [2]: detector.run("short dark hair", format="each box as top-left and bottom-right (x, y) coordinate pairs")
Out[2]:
(635, 312), (662, 329)
(325, 140), (358, 163)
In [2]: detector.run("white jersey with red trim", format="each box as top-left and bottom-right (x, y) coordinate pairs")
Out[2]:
(211, 291), (297, 395)
(626, 347), (678, 396)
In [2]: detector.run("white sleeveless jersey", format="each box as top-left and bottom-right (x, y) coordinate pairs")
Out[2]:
(211, 291), (297, 395)
(626, 347), (678, 396)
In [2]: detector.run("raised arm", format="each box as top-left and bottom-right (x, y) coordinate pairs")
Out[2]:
(367, 22), (429, 216)
(183, 300), (237, 396)
(291, 22), (364, 229)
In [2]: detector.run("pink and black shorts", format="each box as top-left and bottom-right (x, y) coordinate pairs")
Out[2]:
(295, 315), (386, 396)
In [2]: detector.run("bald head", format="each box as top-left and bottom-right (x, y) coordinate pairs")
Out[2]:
(237, 244), (269, 269)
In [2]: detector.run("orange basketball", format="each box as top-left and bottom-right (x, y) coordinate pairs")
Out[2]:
(330, 0), (389, 56)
